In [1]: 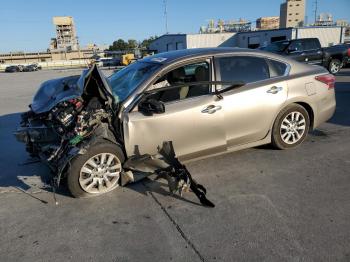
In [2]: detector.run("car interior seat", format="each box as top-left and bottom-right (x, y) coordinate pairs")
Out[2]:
(187, 66), (210, 97)
(160, 67), (188, 102)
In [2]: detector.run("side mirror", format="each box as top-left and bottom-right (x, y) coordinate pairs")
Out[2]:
(287, 47), (297, 53)
(139, 98), (165, 116)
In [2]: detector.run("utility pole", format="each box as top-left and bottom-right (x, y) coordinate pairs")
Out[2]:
(314, 0), (318, 25)
(164, 0), (169, 34)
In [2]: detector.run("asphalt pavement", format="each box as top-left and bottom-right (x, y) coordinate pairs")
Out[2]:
(0, 68), (349, 262)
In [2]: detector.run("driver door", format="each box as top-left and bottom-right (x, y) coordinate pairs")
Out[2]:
(123, 61), (226, 162)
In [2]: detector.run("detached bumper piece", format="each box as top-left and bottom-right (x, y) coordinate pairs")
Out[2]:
(157, 141), (215, 208)
(124, 141), (215, 208)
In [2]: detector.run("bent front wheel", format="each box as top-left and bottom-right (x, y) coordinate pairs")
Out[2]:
(67, 142), (125, 198)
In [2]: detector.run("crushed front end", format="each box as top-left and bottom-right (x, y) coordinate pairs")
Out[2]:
(14, 65), (121, 185)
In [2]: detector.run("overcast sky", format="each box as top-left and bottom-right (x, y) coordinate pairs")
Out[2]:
(0, 0), (349, 52)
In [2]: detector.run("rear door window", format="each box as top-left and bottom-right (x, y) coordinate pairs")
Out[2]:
(289, 40), (304, 52)
(216, 56), (270, 85)
(304, 39), (320, 50)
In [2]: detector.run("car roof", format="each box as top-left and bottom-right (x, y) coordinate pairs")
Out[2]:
(142, 47), (273, 65)
(272, 38), (318, 44)
(140, 47), (325, 76)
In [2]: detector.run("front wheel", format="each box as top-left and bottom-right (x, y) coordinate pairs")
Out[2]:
(271, 104), (310, 150)
(328, 59), (341, 74)
(67, 141), (125, 198)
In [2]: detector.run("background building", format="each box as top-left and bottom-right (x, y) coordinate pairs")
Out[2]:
(150, 26), (346, 53)
(336, 19), (349, 27)
(149, 32), (236, 53)
(256, 17), (280, 30)
(314, 13), (334, 26)
(52, 16), (79, 51)
(280, 0), (305, 28)
(199, 19), (251, 34)
(233, 26), (345, 48)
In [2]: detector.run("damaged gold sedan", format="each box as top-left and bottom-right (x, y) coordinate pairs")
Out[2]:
(14, 48), (336, 206)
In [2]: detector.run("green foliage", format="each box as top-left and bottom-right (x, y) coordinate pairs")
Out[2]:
(108, 39), (129, 51)
(108, 36), (158, 51)
(140, 36), (158, 49)
(127, 39), (138, 49)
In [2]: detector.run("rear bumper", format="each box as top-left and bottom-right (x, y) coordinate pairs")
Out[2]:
(314, 91), (336, 128)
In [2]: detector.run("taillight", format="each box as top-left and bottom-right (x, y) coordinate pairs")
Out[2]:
(347, 48), (350, 57)
(315, 74), (335, 89)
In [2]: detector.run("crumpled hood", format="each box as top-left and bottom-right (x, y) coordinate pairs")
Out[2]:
(30, 65), (114, 114)
(31, 75), (82, 113)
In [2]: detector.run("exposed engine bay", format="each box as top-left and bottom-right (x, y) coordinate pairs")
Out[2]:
(15, 65), (120, 185)
(17, 98), (111, 161)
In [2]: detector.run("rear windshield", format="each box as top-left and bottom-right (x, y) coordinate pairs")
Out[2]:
(263, 41), (290, 53)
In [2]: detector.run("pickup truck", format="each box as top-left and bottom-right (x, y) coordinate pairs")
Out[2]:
(262, 38), (350, 74)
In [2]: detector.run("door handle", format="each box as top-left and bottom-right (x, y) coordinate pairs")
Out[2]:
(201, 105), (222, 114)
(267, 86), (283, 94)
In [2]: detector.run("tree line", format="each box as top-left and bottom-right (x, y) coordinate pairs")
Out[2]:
(107, 36), (158, 51)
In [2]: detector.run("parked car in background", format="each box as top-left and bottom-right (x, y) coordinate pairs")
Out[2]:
(344, 43), (350, 66)
(15, 48), (336, 198)
(23, 64), (40, 72)
(262, 38), (350, 74)
(5, 65), (21, 73)
(4, 63), (41, 73)
(31, 63), (42, 70)
(17, 65), (24, 72)
(95, 58), (121, 67)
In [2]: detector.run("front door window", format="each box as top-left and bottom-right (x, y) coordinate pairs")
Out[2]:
(148, 61), (211, 103)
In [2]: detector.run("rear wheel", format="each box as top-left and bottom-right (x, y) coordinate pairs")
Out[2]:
(67, 141), (125, 198)
(328, 59), (341, 74)
(272, 104), (310, 150)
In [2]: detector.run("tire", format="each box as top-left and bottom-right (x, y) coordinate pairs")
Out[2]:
(67, 141), (125, 198)
(271, 104), (310, 150)
(328, 59), (341, 74)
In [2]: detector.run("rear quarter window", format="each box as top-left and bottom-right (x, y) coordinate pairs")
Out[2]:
(268, 59), (288, 77)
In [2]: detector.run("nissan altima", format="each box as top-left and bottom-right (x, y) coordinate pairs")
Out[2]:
(15, 48), (336, 198)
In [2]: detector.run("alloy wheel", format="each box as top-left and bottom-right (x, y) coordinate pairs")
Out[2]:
(79, 153), (121, 194)
(330, 61), (340, 74)
(280, 111), (306, 145)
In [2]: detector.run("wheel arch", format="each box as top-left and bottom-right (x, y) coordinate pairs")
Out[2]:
(271, 101), (315, 132)
(270, 101), (313, 149)
(294, 102), (315, 130)
(329, 55), (343, 62)
(56, 124), (125, 187)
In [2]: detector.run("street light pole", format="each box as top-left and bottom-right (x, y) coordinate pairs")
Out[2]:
(164, 0), (169, 34)
(314, 0), (318, 25)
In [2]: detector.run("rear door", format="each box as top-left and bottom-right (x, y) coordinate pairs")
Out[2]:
(288, 39), (323, 65)
(214, 55), (289, 148)
(303, 39), (323, 65)
(123, 60), (226, 162)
